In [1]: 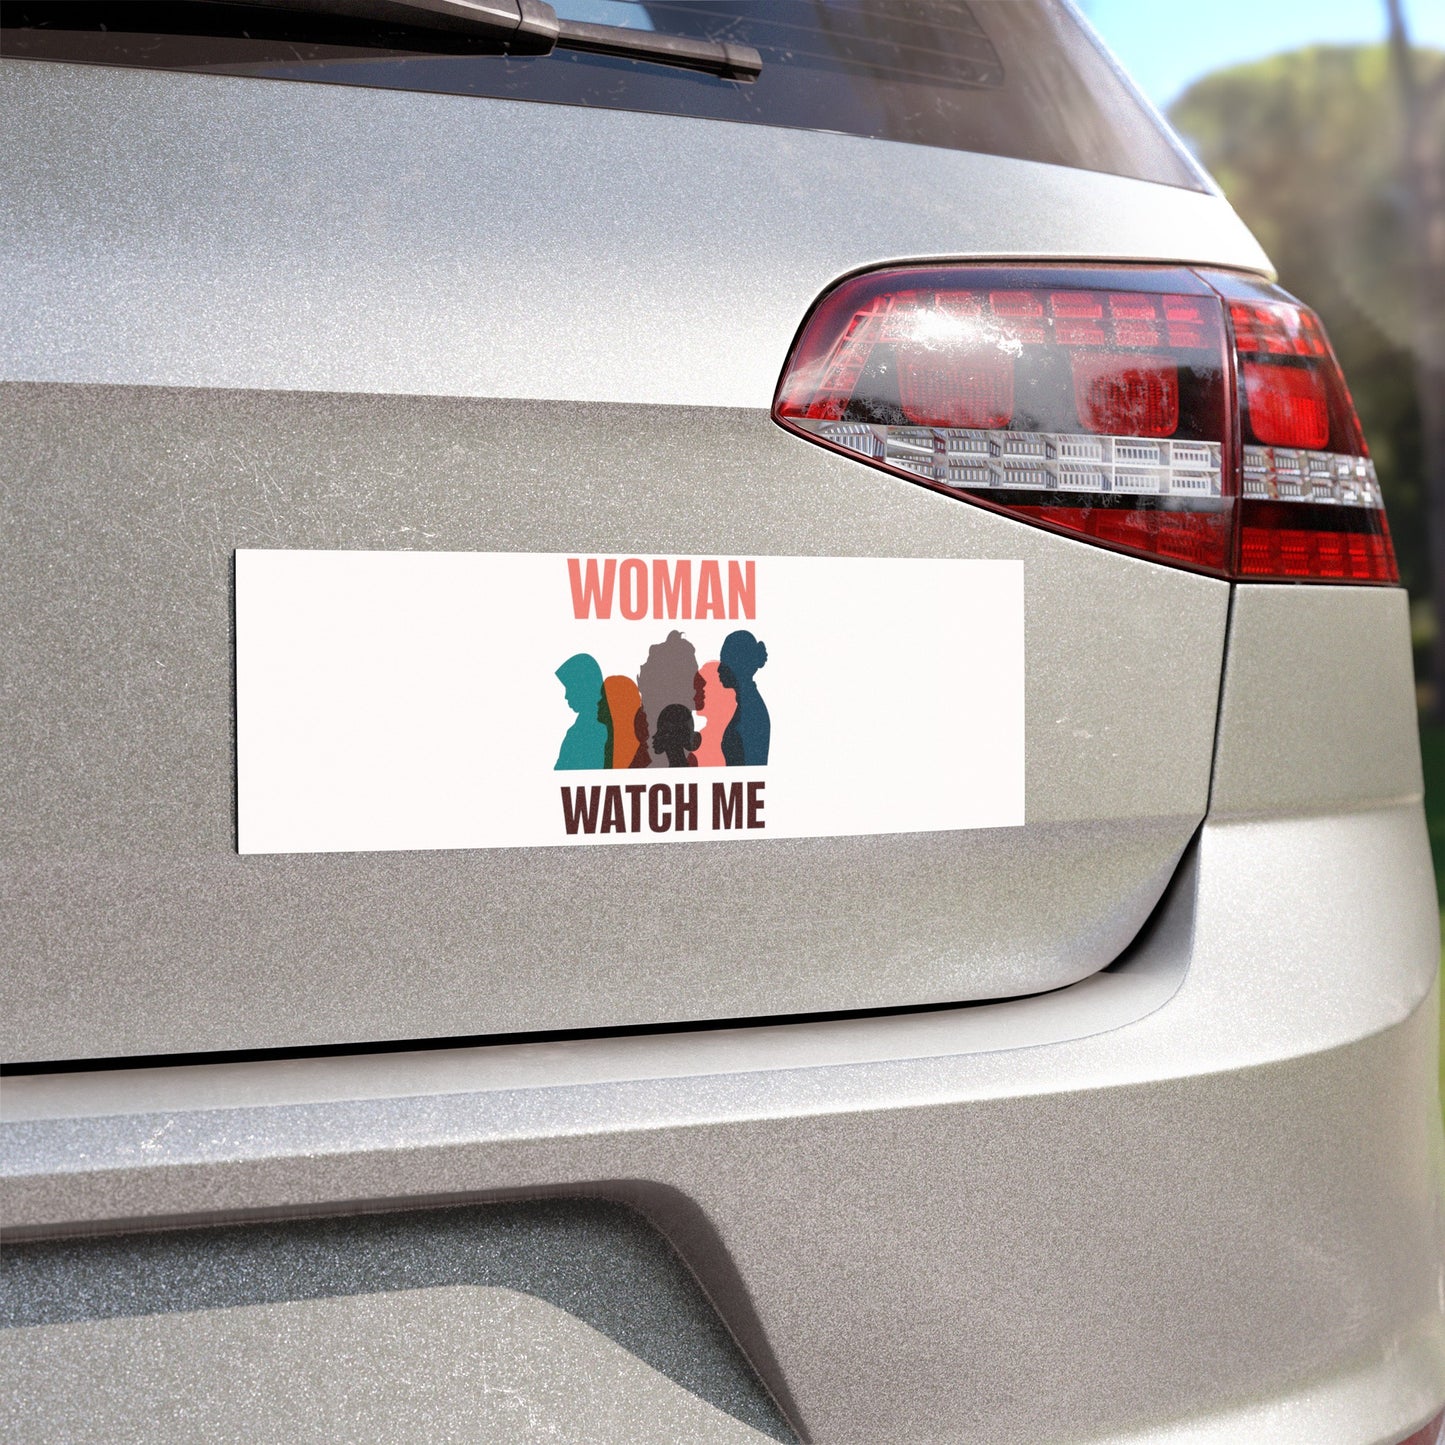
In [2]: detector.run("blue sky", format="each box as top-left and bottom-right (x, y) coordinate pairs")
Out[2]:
(1078, 0), (1445, 108)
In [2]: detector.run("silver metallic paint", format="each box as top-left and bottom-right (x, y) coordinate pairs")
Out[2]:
(3, 803), (1441, 1443)
(0, 946), (1186, 1121)
(0, 1291), (784, 1444)
(1, 1199), (793, 1443)
(0, 59), (1271, 409)
(4, 44), (1442, 1445)
(1212, 584), (1421, 818)
(1, 384), (1228, 1059)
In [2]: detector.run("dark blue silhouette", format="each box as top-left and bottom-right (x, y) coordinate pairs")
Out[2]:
(718, 631), (770, 766)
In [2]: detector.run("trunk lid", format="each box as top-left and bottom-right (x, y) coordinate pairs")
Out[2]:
(0, 24), (1265, 1060)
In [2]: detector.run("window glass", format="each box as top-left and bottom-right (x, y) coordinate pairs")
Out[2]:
(1, 1), (1206, 189)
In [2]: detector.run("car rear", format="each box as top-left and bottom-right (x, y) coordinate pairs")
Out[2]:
(1, 3), (1442, 1442)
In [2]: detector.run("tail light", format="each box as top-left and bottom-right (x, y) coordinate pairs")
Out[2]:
(1400, 1411), (1445, 1445)
(773, 265), (1396, 584)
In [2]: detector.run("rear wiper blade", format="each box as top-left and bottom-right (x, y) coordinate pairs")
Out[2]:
(246, 0), (763, 79)
(5, 0), (763, 79)
(551, 15), (760, 81)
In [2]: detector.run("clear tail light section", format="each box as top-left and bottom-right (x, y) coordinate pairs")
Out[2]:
(773, 265), (1397, 584)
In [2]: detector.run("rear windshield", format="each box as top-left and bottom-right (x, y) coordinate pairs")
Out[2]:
(1, 1), (1206, 190)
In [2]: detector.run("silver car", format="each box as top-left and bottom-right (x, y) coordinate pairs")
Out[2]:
(2, 2), (1442, 1442)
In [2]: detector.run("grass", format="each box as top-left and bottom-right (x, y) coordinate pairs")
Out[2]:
(1420, 725), (1445, 1114)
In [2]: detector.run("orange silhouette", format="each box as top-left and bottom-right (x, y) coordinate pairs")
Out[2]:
(602, 675), (647, 769)
(693, 660), (736, 768)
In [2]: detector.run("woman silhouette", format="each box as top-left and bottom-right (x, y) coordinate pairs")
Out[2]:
(553, 654), (608, 770)
(693, 660), (735, 768)
(602, 675), (645, 769)
(651, 703), (701, 767)
(637, 630), (700, 770)
(718, 631), (770, 766)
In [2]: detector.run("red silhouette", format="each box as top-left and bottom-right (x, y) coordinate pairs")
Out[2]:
(693, 660), (736, 768)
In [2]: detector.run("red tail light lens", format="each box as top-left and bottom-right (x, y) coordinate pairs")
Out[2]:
(1399, 1410), (1445, 1445)
(897, 346), (1013, 428)
(1072, 353), (1180, 438)
(773, 265), (1397, 584)
(1218, 282), (1397, 582)
(1240, 361), (1330, 449)
(1227, 299), (1329, 357)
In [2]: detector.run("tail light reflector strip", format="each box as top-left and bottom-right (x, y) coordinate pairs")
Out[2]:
(1241, 445), (1381, 506)
(803, 424), (1222, 500)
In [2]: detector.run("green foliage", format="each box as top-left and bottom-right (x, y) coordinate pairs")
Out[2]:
(1413, 723), (1445, 1108)
(1418, 724), (1445, 907)
(1169, 45), (1444, 599)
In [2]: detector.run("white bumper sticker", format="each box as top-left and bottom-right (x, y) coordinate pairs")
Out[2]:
(235, 551), (1024, 854)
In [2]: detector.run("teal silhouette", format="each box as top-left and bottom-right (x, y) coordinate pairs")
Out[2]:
(719, 631), (770, 766)
(555, 654), (608, 770)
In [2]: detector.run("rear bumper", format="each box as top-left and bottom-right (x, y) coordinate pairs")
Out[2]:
(4, 802), (1443, 1444)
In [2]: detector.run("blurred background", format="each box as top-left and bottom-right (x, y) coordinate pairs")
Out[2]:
(1083, 0), (1445, 1101)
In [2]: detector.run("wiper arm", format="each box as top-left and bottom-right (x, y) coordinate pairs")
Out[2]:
(551, 16), (760, 81)
(244, 0), (763, 79)
(4, 0), (763, 80)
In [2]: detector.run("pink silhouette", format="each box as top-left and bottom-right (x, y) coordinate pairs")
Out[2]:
(693, 660), (736, 768)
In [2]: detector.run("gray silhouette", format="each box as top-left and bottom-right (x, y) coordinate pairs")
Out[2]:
(637, 630), (700, 771)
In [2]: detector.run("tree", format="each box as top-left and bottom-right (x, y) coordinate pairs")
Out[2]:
(1384, 1), (1445, 714)
(1170, 45), (1444, 672)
